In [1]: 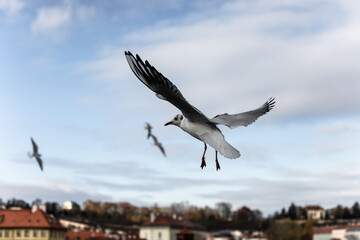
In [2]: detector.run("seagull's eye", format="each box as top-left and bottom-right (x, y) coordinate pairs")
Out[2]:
(174, 117), (178, 121)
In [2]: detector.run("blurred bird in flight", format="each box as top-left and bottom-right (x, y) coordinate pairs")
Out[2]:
(145, 122), (166, 157)
(28, 137), (43, 171)
(144, 122), (153, 139)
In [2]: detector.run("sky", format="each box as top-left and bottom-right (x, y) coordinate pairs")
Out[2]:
(1, 0), (360, 217)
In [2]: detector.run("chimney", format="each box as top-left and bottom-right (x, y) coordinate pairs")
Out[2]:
(31, 204), (46, 213)
(150, 212), (156, 223)
(31, 205), (39, 213)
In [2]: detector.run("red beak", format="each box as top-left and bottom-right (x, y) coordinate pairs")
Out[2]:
(164, 121), (173, 126)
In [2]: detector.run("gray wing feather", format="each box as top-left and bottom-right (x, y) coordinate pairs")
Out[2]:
(31, 137), (38, 153)
(211, 98), (275, 129)
(35, 156), (43, 171)
(125, 51), (210, 123)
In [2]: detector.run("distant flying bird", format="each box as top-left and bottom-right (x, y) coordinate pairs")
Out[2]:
(28, 137), (43, 171)
(150, 134), (166, 157)
(144, 122), (166, 156)
(125, 51), (275, 170)
(145, 122), (153, 139)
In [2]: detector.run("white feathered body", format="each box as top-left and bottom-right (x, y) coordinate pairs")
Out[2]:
(179, 117), (240, 159)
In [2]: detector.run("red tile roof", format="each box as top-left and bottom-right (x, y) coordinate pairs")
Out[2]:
(313, 225), (360, 234)
(177, 229), (194, 235)
(304, 205), (324, 211)
(142, 216), (205, 230)
(313, 226), (336, 234)
(0, 209), (65, 230)
(66, 230), (108, 240)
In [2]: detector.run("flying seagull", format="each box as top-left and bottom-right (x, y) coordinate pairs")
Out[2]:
(144, 122), (153, 139)
(145, 122), (166, 156)
(125, 51), (275, 170)
(150, 134), (166, 157)
(28, 137), (43, 171)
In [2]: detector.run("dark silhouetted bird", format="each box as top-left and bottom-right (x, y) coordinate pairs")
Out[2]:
(150, 134), (166, 157)
(28, 137), (43, 171)
(144, 122), (153, 139)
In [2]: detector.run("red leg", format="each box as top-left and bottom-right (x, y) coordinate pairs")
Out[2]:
(215, 151), (220, 171)
(200, 143), (207, 169)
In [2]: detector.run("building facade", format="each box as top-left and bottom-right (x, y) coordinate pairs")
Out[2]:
(0, 208), (67, 240)
(304, 206), (325, 220)
(139, 216), (206, 240)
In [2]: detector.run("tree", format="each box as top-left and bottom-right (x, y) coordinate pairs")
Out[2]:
(266, 221), (302, 240)
(352, 202), (360, 219)
(45, 202), (61, 215)
(334, 205), (344, 219)
(170, 201), (189, 216)
(184, 205), (200, 221)
(288, 203), (297, 220)
(216, 202), (232, 220)
(6, 198), (30, 209)
(234, 206), (256, 230)
(32, 198), (42, 206)
(343, 207), (351, 219)
(301, 218), (313, 240)
(280, 208), (287, 218)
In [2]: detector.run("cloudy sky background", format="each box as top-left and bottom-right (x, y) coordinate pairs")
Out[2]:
(1, 0), (360, 216)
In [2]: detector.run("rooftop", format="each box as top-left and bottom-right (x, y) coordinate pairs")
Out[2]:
(304, 206), (324, 211)
(142, 216), (205, 230)
(0, 209), (65, 230)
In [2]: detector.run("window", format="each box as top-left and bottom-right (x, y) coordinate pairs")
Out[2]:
(5, 230), (9, 238)
(16, 230), (21, 237)
(34, 230), (38, 237)
(25, 230), (29, 237)
(158, 232), (162, 239)
(0, 230), (2, 237)
(41, 230), (46, 238)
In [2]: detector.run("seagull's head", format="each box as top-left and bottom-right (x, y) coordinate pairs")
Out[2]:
(164, 114), (183, 127)
(28, 152), (33, 158)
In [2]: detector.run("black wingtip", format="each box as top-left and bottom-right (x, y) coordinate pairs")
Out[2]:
(267, 97), (276, 111)
(125, 51), (134, 56)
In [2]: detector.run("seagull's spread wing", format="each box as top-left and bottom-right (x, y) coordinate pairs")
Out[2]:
(145, 122), (152, 139)
(35, 156), (43, 171)
(157, 143), (166, 157)
(149, 134), (166, 157)
(211, 97), (275, 129)
(125, 51), (210, 123)
(150, 134), (158, 144)
(31, 137), (38, 154)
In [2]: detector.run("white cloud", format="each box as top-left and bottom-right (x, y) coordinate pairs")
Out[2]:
(0, 180), (112, 206)
(81, 0), (360, 122)
(30, 1), (96, 35)
(317, 121), (360, 134)
(75, 5), (95, 20)
(31, 5), (71, 35)
(0, 0), (24, 15)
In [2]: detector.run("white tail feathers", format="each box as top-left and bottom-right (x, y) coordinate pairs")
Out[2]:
(201, 129), (240, 159)
(216, 140), (240, 159)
